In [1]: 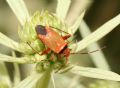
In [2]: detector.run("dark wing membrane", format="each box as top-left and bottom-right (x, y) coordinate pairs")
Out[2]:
(35, 25), (47, 35)
(37, 27), (67, 53)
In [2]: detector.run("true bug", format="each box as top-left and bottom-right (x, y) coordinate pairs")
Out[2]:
(27, 25), (105, 62)
(35, 25), (71, 61)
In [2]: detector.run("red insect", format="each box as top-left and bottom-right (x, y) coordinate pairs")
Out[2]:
(27, 25), (105, 63)
(35, 25), (71, 61)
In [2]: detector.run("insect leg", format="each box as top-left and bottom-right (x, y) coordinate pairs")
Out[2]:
(62, 34), (71, 40)
(27, 42), (42, 55)
(49, 53), (56, 61)
(27, 42), (51, 55)
(41, 48), (51, 55)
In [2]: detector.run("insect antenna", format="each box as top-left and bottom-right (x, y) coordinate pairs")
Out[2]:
(26, 42), (41, 55)
(49, 26), (69, 34)
(70, 46), (106, 55)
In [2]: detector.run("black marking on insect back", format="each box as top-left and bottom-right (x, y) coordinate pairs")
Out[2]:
(35, 25), (47, 35)
(59, 45), (67, 54)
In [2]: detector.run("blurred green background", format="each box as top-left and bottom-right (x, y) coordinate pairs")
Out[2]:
(0, 0), (120, 82)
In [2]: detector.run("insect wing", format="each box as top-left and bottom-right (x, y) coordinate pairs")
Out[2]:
(36, 25), (67, 53)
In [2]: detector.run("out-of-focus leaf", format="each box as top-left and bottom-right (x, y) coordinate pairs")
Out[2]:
(79, 20), (110, 70)
(70, 11), (85, 34)
(35, 68), (52, 88)
(58, 65), (120, 81)
(56, 0), (71, 20)
(66, 0), (92, 27)
(70, 14), (120, 52)
(14, 71), (43, 88)
(51, 72), (56, 88)
(0, 62), (12, 88)
(6, 0), (30, 25)
(49, 73), (85, 88)
(0, 32), (21, 52)
(0, 53), (29, 63)
(12, 51), (21, 86)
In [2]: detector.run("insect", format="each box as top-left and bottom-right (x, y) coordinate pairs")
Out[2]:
(27, 25), (105, 63)
(35, 25), (71, 62)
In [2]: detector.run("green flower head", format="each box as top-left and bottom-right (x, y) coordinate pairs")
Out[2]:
(18, 11), (68, 54)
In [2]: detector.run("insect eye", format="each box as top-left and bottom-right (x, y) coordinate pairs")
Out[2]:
(35, 25), (47, 35)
